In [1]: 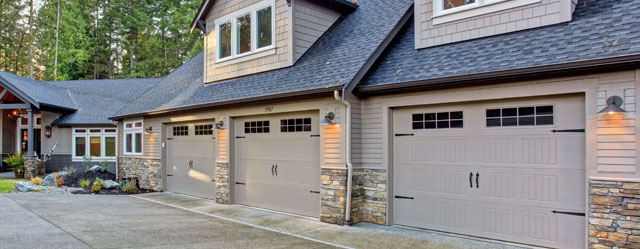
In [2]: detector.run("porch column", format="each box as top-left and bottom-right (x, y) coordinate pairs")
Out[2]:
(26, 108), (35, 156)
(23, 108), (38, 178)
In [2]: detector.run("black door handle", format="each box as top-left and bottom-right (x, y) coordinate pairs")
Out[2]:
(469, 172), (473, 188)
(271, 165), (275, 176)
(275, 164), (278, 176)
(476, 172), (480, 188)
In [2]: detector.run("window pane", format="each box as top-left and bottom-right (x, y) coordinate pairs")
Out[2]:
(90, 137), (101, 157)
(502, 108), (517, 117)
(437, 121), (449, 129)
(219, 22), (232, 58)
(450, 111), (463, 120)
(257, 6), (272, 48)
(437, 112), (449, 120)
(518, 107), (535, 116)
(75, 137), (86, 157)
(519, 116), (534, 126)
(303, 125), (311, 132)
(412, 122), (424, 129)
(425, 121), (436, 129)
(105, 137), (116, 157)
(237, 14), (251, 54)
(425, 113), (436, 121)
(536, 106), (553, 115)
(126, 134), (132, 153)
(443, 0), (475, 10)
(134, 133), (142, 153)
(536, 116), (554, 125)
(486, 109), (500, 118)
(502, 117), (517, 126)
(486, 118), (501, 127)
(412, 114), (424, 122)
(450, 120), (463, 128)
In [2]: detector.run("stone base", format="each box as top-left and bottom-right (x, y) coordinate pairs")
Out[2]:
(215, 162), (230, 204)
(351, 168), (387, 225)
(589, 180), (640, 248)
(320, 169), (347, 225)
(24, 156), (38, 179)
(118, 157), (162, 191)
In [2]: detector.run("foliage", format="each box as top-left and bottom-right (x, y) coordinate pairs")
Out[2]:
(3, 152), (25, 172)
(0, 179), (21, 193)
(93, 177), (105, 188)
(90, 183), (102, 193)
(79, 179), (91, 188)
(82, 155), (93, 172)
(55, 177), (64, 187)
(101, 161), (111, 172)
(63, 166), (77, 175)
(121, 179), (138, 193)
(30, 177), (43, 185)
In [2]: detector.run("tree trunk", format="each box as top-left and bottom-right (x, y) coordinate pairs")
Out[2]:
(54, 0), (61, 80)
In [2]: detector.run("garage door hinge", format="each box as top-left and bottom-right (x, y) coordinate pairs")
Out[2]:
(395, 133), (414, 137)
(551, 210), (585, 216)
(310, 191), (320, 194)
(235, 136), (246, 139)
(551, 129), (585, 133)
(235, 182), (246, 185)
(167, 138), (174, 140)
(310, 134), (320, 137)
(394, 195), (414, 200)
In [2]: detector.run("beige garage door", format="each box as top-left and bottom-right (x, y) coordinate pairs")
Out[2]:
(166, 122), (217, 199)
(234, 111), (320, 217)
(393, 94), (586, 248)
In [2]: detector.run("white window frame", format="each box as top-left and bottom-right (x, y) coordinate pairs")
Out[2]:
(72, 128), (117, 161)
(124, 120), (144, 155)
(214, 0), (276, 64)
(433, 0), (540, 25)
(16, 114), (42, 153)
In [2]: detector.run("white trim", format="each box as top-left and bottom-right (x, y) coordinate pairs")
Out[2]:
(123, 120), (144, 155)
(433, 0), (540, 25)
(214, 48), (276, 68)
(71, 127), (117, 161)
(214, 0), (276, 64)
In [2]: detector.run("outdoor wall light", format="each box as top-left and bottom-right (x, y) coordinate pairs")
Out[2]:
(320, 112), (336, 124)
(44, 126), (52, 138)
(145, 126), (154, 134)
(211, 120), (225, 130)
(598, 95), (627, 115)
(7, 109), (26, 122)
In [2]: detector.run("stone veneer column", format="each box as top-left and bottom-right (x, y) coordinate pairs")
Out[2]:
(589, 180), (640, 248)
(351, 168), (387, 225)
(321, 168), (347, 225)
(23, 155), (38, 179)
(117, 157), (162, 191)
(215, 162), (230, 204)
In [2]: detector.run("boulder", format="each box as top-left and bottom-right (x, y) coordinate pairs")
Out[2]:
(104, 180), (119, 189)
(88, 165), (104, 172)
(41, 174), (57, 186)
(14, 181), (41, 192)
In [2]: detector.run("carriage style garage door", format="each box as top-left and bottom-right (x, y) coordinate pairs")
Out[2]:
(234, 111), (320, 217)
(393, 94), (586, 248)
(165, 122), (217, 199)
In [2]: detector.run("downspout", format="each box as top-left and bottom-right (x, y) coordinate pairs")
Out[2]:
(334, 90), (353, 225)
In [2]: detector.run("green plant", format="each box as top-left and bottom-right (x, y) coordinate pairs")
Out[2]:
(31, 177), (43, 185)
(63, 166), (77, 175)
(101, 161), (111, 172)
(3, 152), (25, 173)
(82, 155), (93, 172)
(93, 177), (105, 188)
(79, 179), (91, 188)
(91, 183), (102, 193)
(121, 179), (139, 193)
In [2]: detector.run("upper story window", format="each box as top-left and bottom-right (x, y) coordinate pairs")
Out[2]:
(433, 0), (540, 25)
(215, 0), (274, 63)
(124, 120), (143, 155)
(443, 0), (476, 10)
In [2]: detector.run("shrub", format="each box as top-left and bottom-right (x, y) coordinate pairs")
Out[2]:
(93, 178), (105, 188)
(31, 177), (43, 185)
(101, 161), (111, 172)
(55, 177), (64, 187)
(3, 152), (25, 172)
(82, 155), (93, 172)
(63, 166), (77, 175)
(91, 183), (102, 193)
(79, 179), (91, 188)
(121, 179), (139, 193)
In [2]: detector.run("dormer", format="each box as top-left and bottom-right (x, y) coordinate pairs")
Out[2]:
(191, 0), (357, 83)
(415, 0), (577, 48)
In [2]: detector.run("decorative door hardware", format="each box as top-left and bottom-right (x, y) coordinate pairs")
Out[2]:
(188, 160), (194, 169)
(310, 134), (320, 137)
(235, 136), (246, 139)
(394, 133), (414, 137)
(235, 182), (246, 185)
(271, 165), (275, 176)
(552, 210), (585, 216)
(310, 191), (320, 194)
(166, 174), (174, 176)
(275, 164), (278, 176)
(469, 172), (473, 188)
(475, 172), (480, 188)
(394, 195), (415, 199)
(551, 129), (585, 133)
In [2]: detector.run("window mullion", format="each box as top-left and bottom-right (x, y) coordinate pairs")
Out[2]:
(231, 17), (237, 57)
(251, 10), (257, 53)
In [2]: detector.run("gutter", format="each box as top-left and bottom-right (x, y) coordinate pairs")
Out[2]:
(333, 90), (354, 226)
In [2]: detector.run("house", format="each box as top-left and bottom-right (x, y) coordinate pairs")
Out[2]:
(1, 0), (639, 248)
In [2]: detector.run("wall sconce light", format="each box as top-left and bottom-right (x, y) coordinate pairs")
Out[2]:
(44, 125), (52, 137)
(7, 109), (26, 122)
(211, 120), (225, 130)
(598, 96), (627, 115)
(145, 126), (153, 134)
(320, 112), (336, 124)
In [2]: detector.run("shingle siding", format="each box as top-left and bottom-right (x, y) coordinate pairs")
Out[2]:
(293, 0), (341, 62)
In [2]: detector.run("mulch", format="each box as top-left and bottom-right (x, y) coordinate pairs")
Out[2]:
(62, 171), (154, 195)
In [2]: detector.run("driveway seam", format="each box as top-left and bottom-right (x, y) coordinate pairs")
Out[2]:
(130, 195), (354, 249)
(3, 194), (95, 249)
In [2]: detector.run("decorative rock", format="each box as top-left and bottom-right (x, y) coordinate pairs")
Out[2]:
(88, 165), (104, 172)
(42, 174), (57, 186)
(104, 180), (119, 189)
(14, 181), (41, 192)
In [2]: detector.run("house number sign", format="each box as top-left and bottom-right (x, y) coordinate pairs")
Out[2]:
(265, 106), (274, 113)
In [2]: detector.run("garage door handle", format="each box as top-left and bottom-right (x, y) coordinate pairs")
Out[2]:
(395, 133), (414, 137)
(475, 172), (480, 188)
(275, 164), (278, 176)
(236, 136), (246, 139)
(271, 165), (275, 176)
(167, 174), (174, 176)
(551, 129), (585, 133)
(469, 172), (473, 188)
(552, 210), (585, 216)
(310, 191), (320, 194)
(394, 195), (414, 200)
(235, 182), (246, 185)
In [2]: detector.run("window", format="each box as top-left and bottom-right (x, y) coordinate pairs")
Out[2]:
(73, 128), (117, 160)
(433, 0), (540, 25)
(443, 0), (476, 10)
(412, 111), (463, 129)
(215, 1), (275, 62)
(124, 121), (143, 155)
(486, 105), (553, 127)
(281, 118), (312, 132)
(195, 124), (214, 135)
(173, 126), (188, 136)
(244, 121), (270, 134)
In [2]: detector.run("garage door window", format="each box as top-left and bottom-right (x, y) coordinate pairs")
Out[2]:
(412, 111), (463, 130)
(486, 105), (554, 127)
(195, 124), (214, 135)
(173, 126), (188, 136)
(281, 118), (311, 132)
(245, 121), (269, 133)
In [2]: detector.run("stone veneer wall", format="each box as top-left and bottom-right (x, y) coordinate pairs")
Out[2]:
(215, 162), (230, 204)
(321, 169), (347, 225)
(589, 180), (640, 248)
(24, 156), (38, 179)
(118, 157), (162, 191)
(351, 168), (387, 225)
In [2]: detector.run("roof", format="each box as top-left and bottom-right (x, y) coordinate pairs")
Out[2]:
(0, 71), (76, 111)
(360, 0), (640, 91)
(46, 78), (161, 125)
(113, 0), (414, 119)
(190, 0), (360, 32)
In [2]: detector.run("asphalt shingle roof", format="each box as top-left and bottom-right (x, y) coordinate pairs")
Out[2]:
(113, 0), (414, 118)
(0, 72), (75, 110)
(361, 0), (640, 88)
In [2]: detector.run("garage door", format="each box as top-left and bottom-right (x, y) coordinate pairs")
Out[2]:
(166, 122), (217, 199)
(393, 94), (585, 248)
(234, 111), (320, 217)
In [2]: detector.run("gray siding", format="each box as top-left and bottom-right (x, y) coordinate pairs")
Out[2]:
(42, 112), (72, 155)
(293, 0), (341, 61)
(347, 94), (362, 167)
(2, 110), (16, 154)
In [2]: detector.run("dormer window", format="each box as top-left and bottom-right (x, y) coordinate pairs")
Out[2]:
(215, 0), (275, 63)
(433, 0), (540, 25)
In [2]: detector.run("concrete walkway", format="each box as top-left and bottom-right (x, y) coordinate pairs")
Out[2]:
(0, 171), (15, 179)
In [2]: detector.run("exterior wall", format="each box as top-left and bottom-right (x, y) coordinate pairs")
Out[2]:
(415, 0), (574, 48)
(2, 110), (16, 154)
(41, 112), (72, 155)
(589, 180), (640, 248)
(204, 0), (293, 82)
(292, 0), (341, 61)
(45, 155), (86, 174)
(321, 168), (347, 225)
(351, 168), (387, 225)
(117, 157), (162, 191)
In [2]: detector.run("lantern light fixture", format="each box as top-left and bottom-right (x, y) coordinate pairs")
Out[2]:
(211, 120), (225, 130)
(320, 112), (336, 124)
(44, 126), (52, 138)
(145, 126), (153, 134)
(598, 96), (627, 115)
